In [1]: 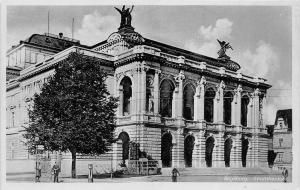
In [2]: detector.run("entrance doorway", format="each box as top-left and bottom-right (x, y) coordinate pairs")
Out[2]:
(161, 132), (173, 167)
(241, 136), (249, 167)
(224, 137), (233, 167)
(118, 132), (130, 162)
(205, 135), (215, 167)
(184, 135), (195, 167)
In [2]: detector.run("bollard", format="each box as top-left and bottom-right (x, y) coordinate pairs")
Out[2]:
(88, 164), (93, 183)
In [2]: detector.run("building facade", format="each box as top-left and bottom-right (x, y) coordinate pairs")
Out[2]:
(272, 109), (292, 170)
(6, 7), (272, 175)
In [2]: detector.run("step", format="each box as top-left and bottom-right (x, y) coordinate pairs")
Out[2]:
(161, 167), (282, 176)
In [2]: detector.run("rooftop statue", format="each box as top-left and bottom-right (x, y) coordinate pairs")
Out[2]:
(115, 5), (134, 29)
(217, 39), (233, 59)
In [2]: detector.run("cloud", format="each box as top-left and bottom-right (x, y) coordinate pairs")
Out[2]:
(75, 11), (118, 46)
(239, 41), (279, 78)
(184, 18), (233, 58)
(264, 80), (292, 125)
(199, 18), (233, 40)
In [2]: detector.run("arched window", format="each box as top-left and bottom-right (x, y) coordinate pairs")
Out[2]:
(223, 91), (234, 125)
(204, 88), (216, 123)
(120, 77), (132, 116)
(160, 79), (175, 117)
(241, 95), (250, 126)
(183, 84), (195, 120)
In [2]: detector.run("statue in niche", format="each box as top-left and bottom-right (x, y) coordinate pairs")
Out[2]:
(114, 5), (134, 28)
(217, 39), (233, 59)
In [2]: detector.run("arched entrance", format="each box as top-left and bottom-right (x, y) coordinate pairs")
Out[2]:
(241, 136), (249, 167)
(118, 132), (130, 162)
(161, 132), (173, 167)
(205, 135), (215, 167)
(224, 135), (233, 167)
(184, 135), (195, 167)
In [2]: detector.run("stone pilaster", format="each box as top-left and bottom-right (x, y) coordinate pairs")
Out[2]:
(118, 88), (124, 117)
(140, 66), (147, 114)
(175, 70), (185, 118)
(192, 132), (203, 168)
(232, 134), (242, 167)
(153, 70), (161, 115)
(214, 81), (226, 123)
(253, 88), (261, 128)
(194, 76), (206, 121)
(247, 97), (254, 128)
(213, 132), (224, 167)
(232, 85), (242, 126)
(172, 129), (184, 168)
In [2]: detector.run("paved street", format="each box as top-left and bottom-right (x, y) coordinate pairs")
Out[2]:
(6, 172), (291, 183)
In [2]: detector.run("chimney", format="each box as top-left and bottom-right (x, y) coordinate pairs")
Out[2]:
(59, 33), (63, 38)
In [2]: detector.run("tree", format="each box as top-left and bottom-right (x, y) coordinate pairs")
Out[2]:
(24, 52), (118, 178)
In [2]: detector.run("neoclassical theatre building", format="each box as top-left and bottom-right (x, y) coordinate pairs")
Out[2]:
(6, 7), (271, 174)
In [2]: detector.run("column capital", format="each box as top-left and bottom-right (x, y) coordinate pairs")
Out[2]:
(154, 69), (161, 74)
(175, 70), (185, 82)
(197, 76), (207, 87)
(253, 88), (261, 97)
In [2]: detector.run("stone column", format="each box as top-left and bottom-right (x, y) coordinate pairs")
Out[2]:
(253, 88), (260, 128)
(247, 97), (254, 128)
(118, 87), (124, 117)
(140, 66), (147, 114)
(175, 71), (185, 118)
(153, 70), (161, 115)
(172, 89), (177, 118)
(194, 76), (206, 121)
(232, 85), (242, 126)
(132, 68), (139, 116)
(214, 81), (226, 123)
(172, 129), (184, 168)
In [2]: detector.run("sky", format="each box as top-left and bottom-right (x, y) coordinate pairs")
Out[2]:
(7, 5), (292, 125)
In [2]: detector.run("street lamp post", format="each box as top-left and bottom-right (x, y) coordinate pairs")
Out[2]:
(34, 136), (39, 182)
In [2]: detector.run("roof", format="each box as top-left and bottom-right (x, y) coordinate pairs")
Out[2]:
(143, 38), (241, 72)
(274, 109), (292, 131)
(8, 33), (90, 53)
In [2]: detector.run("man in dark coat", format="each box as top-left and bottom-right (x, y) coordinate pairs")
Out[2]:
(51, 162), (60, 183)
(282, 167), (288, 182)
(171, 168), (180, 182)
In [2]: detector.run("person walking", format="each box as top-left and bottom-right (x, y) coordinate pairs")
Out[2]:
(171, 168), (180, 182)
(282, 167), (288, 183)
(35, 162), (42, 182)
(51, 162), (60, 183)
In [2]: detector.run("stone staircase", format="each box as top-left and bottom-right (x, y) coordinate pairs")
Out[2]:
(161, 167), (282, 177)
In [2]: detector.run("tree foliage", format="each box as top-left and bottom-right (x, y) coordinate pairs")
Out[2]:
(24, 52), (118, 177)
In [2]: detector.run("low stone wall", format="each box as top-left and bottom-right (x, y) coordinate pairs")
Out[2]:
(6, 159), (35, 174)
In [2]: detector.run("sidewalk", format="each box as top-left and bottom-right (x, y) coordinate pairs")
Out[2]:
(6, 172), (291, 183)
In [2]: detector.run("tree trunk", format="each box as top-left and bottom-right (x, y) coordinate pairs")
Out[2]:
(71, 150), (76, 178)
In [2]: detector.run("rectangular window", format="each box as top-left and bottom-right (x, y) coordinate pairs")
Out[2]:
(278, 153), (283, 162)
(279, 138), (283, 147)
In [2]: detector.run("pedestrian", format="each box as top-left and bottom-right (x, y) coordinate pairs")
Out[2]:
(51, 162), (60, 183)
(282, 167), (288, 183)
(35, 162), (42, 182)
(171, 168), (180, 182)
